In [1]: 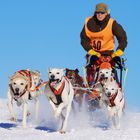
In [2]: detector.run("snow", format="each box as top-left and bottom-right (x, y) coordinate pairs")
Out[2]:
(0, 96), (140, 140)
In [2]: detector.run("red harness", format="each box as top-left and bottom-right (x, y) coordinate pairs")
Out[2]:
(49, 81), (65, 96)
(109, 93), (117, 107)
(18, 70), (32, 88)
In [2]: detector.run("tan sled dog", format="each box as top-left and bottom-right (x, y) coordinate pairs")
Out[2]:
(7, 69), (42, 127)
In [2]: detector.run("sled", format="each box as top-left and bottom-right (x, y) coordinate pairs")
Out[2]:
(83, 55), (127, 111)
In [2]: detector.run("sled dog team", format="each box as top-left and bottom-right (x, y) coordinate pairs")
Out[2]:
(7, 66), (125, 133)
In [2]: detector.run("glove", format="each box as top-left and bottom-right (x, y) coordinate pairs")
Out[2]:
(85, 55), (99, 68)
(111, 49), (124, 58)
(112, 56), (121, 63)
(88, 49), (101, 58)
(112, 56), (122, 69)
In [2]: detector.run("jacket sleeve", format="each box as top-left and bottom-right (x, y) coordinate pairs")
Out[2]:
(112, 21), (127, 52)
(80, 26), (92, 52)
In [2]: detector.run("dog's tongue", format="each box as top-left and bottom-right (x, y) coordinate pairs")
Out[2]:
(50, 81), (57, 87)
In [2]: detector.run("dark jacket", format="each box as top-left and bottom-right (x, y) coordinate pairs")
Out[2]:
(80, 14), (127, 55)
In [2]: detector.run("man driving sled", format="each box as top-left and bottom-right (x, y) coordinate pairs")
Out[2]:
(80, 2), (127, 87)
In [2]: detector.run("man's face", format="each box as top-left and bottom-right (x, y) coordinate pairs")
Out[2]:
(96, 12), (108, 21)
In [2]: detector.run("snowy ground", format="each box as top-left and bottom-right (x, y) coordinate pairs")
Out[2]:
(0, 95), (140, 140)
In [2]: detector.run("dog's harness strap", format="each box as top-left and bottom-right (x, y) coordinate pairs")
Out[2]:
(19, 85), (28, 97)
(49, 81), (65, 96)
(50, 95), (63, 105)
(109, 92), (117, 107)
(30, 81), (47, 92)
(10, 84), (28, 101)
(18, 70), (32, 88)
(109, 91), (124, 107)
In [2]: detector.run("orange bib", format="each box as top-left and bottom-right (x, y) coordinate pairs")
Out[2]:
(85, 17), (115, 52)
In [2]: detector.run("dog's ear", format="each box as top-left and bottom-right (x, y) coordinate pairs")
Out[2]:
(34, 70), (41, 76)
(75, 69), (79, 74)
(65, 68), (69, 75)
(35, 70), (40, 73)
(65, 68), (69, 72)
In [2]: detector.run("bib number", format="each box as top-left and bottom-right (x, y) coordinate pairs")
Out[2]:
(92, 40), (101, 50)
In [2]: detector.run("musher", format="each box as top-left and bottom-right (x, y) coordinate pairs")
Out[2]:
(80, 2), (127, 87)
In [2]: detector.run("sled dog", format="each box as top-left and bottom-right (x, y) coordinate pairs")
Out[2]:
(102, 80), (125, 129)
(7, 69), (42, 127)
(44, 68), (74, 133)
(86, 62), (114, 111)
(98, 62), (113, 84)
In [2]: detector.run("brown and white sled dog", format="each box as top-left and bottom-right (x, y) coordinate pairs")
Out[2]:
(44, 68), (74, 133)
(102, 80), (125, 129)
(65, 68), (85, 111)
(7, 69), (42, 128)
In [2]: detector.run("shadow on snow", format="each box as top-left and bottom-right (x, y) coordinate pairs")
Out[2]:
(0, 122), (17, 129)
(35, 126), (57, 132)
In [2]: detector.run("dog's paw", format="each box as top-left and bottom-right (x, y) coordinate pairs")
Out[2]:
(115, 124), (120, 129)
(10, 117), (16, 122)
(27, 112), (31, 117)
(59, 130), (66, 134)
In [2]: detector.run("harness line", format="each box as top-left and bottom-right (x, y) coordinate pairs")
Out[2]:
(82, 66), (90, 89)
(30, 81), (47, 92)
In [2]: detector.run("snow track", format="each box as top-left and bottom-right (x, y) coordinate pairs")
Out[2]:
(0, 98), (140, 140)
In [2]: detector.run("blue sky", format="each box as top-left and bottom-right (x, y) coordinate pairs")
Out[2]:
(0, 0), (139, 109)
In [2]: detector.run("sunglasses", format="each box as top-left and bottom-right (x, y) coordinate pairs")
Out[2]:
(96, 12), (105, 14)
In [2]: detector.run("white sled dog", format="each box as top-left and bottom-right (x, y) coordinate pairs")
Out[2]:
(7, 69), (42, 128)
(93, 62), (115, 108)
(102, 79), (125, 129)
(44, 68), (74, 133)
(98, 62), (113, 84)
(94, 62), (114, 99)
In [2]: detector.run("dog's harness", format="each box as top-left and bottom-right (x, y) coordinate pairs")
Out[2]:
(108, 92), (123, 107)
(9, 70), (45, 101)
(30, 79), (47, 92)
(49, 81), (65, 96)
(49, 81), (65, 105)
(49, 77), (70, 105)
(9, 70), (32, 101)
(18, 70), (32, 89)
(19, 71), (47, 92)
(109, 93), (117, 107)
